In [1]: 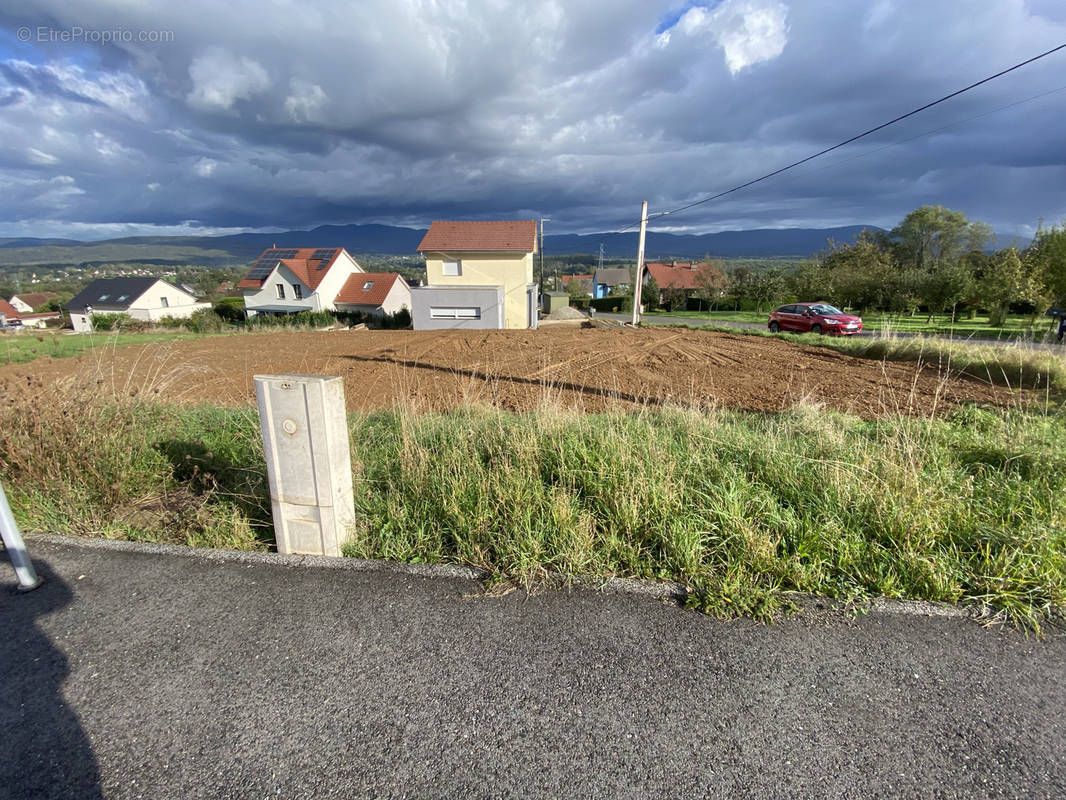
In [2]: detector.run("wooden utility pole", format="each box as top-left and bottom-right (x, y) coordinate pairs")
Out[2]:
(631, 200), (648, 326)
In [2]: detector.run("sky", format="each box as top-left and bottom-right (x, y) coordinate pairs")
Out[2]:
(0, 0), (1064, 242)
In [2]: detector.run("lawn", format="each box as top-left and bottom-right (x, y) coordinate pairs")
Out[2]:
(0, 330), (221, 365)
(643, 309), (1061, 340)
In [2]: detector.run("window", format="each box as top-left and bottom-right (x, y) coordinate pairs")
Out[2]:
(276, 284), (286, 299)
(430, 307), (481, 319)
(442, 259), (461, 276)
(160, 296), (169, 308)
(98, 294), (110, 301)
(117, 295), (129, 302)
(362, 281), (374, 291)
(293, 284), (303, 299)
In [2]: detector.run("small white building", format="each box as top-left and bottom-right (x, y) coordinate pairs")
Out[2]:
(66, 277), (211, 333)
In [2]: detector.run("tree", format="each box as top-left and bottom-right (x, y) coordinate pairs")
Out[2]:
(890, 205), (993, 271)
(918, 261), (973, 321)
(1025, 221), (1066, 306)
(643, 275), (661, 309)
(979, 248), (1049, 326)
(693, 259), (729, 309)
(565, 277), (590, 302)
(660, 286), (687, 311)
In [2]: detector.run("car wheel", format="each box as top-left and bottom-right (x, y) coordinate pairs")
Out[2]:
(769, 321), (780, 333)
(810, 324), (822, 335)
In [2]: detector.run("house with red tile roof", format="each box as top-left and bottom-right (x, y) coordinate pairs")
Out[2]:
(0, 298), (21, 327)
(334, 272), (412, 317)
(9, 292), (57, 313)
(644, 261), (702, 291)
(412, 220), (538, 330)
(239, 247), (409, 319)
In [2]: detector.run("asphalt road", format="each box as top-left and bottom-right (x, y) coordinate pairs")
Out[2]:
(3, 538), (1065, 799)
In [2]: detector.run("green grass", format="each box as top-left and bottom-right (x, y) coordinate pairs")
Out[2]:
(0, 330), (210, 365)
(643, 309), (1060, 340)
(1, 380), (1063, 632)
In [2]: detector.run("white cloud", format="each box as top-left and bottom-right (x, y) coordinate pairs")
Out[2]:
(283, 79), (328, 123)
(186, 48), (271, 111)
(678, 0), (790, 74)
(194, 157), (218, 176)
(27, 148), (59, 165)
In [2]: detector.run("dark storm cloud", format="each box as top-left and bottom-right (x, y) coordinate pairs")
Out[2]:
(0, 0), (1064, 241)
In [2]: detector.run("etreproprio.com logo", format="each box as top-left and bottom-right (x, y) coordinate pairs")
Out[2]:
(17, 26), (175, 44)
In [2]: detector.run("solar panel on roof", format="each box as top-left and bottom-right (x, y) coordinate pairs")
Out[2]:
(311, 248), (337, 267)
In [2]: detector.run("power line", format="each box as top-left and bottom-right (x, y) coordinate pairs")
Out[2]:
(617, 42), (1066, 233)
(752, 83), (1066, 190)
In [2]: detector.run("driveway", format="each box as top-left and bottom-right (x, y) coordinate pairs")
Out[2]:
(3, 537), (1064, 799)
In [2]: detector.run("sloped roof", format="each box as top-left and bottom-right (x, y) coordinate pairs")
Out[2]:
(0, 299), (20, 319)
(236, 247), (344, 290)
(417, 220), (537, 253)
(594, 268), (631, 286)
(645, 262), (701, 290)
(11, 292), (56, 310)
(334, 273), (405, 306)
(67, 277), (164, 311)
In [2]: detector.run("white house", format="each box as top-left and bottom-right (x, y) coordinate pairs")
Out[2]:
(9, 292), (57, 313)
(238, 247), (359, 316)
(66, 277), (211, 333)
(334, 272), (412, 316)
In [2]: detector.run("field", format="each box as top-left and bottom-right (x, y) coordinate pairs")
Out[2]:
(0, 327), (1039, 416)
(2, 326), (1062, 629)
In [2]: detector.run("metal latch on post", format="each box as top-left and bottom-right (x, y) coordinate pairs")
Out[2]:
(254, 374), (356, 557)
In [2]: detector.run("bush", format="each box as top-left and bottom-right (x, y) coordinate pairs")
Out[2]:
(214, 297), (246, 322)
(590, 296), (633, 313)
(382, 307), (412, 329)
(243, 310), (336, 329)
(184, 308), (227, 333)
(88, 313), (133, 331)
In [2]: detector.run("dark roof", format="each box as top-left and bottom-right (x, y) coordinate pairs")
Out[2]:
(67, 277), (162, 311)
(417, 220), (537, 253)
(593, 268), (632, 286)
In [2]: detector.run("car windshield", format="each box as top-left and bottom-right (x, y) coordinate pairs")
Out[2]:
(810, 304), (844, 316)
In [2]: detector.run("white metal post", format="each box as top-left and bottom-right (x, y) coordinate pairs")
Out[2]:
(0, 480), (43, 592)
(631, 201), (648, 326)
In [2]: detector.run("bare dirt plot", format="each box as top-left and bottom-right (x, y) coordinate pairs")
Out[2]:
(0, 327), (1028, 417)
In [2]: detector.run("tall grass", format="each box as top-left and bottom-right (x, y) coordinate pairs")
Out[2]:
(2, 375), (1062, 630)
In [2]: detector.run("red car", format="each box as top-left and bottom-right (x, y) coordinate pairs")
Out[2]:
(767, 302), (863, 335)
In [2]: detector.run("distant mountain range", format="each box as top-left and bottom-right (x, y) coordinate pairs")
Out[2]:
(0, 222), (1020, 268)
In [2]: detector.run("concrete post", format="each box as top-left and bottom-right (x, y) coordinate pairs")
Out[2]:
(0, 480), (43, 591)
(254, 375), (356, 557)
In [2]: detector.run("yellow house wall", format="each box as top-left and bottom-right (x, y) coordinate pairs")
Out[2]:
(424, 252), (534, 329)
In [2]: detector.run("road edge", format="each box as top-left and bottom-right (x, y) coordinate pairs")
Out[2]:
(17, 532), (974, 622)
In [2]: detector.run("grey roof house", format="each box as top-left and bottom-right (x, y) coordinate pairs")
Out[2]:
(67, 277), (211, 332)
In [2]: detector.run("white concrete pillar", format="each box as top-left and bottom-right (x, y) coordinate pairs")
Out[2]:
(253, 375), (356, 557)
